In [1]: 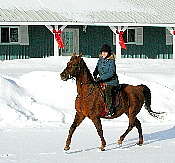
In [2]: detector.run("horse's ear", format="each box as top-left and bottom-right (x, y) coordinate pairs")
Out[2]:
(72, 53), (77, 56)
(79, 53), (83, 57)
(72, 52), (83, 58)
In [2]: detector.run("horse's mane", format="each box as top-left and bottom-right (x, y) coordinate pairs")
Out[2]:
(80, 58), (94, 82)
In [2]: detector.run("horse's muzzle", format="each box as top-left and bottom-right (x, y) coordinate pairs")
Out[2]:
(60, 71), (69, 81)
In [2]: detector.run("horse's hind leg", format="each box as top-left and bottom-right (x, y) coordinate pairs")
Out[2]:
(64, 112), (85, 151)
(118, 114), (136, 145)
(118, 116), (143, 146)
(91, 117), (106, 151)
(135, 118), (143, 145)
(118, 124), (135, 145)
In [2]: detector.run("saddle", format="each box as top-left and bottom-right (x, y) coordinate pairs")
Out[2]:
(99, 84), (122, 106)
(99, 84), (122, 117)
(112, 85), (121, 108)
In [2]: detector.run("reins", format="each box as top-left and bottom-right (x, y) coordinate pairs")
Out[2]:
(67, 57), (104, 100)
(77, 82), (104, 100)
(77, 82), (96, 100)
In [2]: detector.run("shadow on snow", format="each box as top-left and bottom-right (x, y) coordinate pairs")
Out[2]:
(65, 126), (175, 154)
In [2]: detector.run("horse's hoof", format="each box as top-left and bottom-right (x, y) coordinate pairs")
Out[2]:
(137, 142), (143, 146)
(64, 146), (70, 151)
(137, 139), (144, 146)
(99, 146), (105, 151)
(117, 139), (122, 145)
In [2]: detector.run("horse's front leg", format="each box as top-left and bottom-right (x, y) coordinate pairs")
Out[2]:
(91, 117), (106, 151)
(64, 112), (85, 151)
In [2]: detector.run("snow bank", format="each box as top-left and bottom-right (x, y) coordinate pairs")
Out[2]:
(0, 74), (71, 127)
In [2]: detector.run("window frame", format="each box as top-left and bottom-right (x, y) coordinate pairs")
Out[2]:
(0, 26), (20, 45)
(61, 28), (79, 56)
(124, 27), (136, 44)
(113, 27), (143, 45)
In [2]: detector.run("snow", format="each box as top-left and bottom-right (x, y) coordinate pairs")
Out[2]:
(0, 0), (42, 10)
(0, 0), (151, 13)
(0, 56), (175, 162)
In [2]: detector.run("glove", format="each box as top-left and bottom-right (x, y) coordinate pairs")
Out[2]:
(95, 77), (103, 84)
(93, 74), (97, 80)
(93, 66), (99, 80)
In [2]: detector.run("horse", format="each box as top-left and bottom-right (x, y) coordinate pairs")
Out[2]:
(60, 54), (164, 151)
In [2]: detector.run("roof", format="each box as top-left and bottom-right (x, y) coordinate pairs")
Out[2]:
(0, 0), (175, 26)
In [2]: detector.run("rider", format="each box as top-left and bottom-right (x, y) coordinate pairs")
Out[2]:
(93, 44), (119, 117)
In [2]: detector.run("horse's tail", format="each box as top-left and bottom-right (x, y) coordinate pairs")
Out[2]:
(141, 84), (165, 119)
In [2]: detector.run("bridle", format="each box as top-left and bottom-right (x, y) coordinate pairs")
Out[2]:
(65, 58), (104, 99)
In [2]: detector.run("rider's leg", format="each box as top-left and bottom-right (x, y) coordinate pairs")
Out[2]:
(104, 85), (115, 116)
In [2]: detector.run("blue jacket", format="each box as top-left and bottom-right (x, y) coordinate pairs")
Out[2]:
(93, 55), (119, 86)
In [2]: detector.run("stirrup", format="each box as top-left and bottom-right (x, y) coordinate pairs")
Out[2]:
(105, 112), (114, 118)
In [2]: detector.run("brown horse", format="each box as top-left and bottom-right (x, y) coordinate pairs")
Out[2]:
(60, 54), (164, 151)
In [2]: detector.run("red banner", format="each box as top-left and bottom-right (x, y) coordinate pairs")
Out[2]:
(53, 29), (64, 48)
(116, 30), (127, 49)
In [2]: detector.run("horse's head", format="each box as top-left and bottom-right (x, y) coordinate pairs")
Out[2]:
(60, 53), (83, 81)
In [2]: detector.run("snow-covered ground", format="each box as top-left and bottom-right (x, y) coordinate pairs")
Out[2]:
(0, 56), (175, 163)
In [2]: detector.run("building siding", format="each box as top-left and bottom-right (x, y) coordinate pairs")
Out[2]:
(0, 25), (173, 60)
(29, 26), (54, 58)
(79, 26), (115, 57)
(0, 25), (54, 60)
(122, 27), (173, 58)
(79, 26), (173, 58)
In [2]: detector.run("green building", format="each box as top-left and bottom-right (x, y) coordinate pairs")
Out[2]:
(0, 0), (174, 59)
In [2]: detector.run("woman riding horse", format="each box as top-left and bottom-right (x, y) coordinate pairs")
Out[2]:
(93, 44), (119, 117)
(60, 53), (164, 151)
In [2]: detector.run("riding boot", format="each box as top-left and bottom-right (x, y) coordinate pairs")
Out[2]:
(106, 105), (115, 117)
(104, 85), (114, 117)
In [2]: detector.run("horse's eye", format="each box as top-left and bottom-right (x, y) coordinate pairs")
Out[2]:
(67, 62), (72, 67)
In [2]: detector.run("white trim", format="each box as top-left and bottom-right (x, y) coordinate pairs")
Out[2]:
(60, 25), (67, 31)
(166, 27), (174, 33)
(115, 33), (121, 59)
(122, 26), (128, 32)
(2, 22), (175, 27)
(109, 26), (117, 34)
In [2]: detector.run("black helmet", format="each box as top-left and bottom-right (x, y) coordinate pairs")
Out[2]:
(100, 44), (112, 56)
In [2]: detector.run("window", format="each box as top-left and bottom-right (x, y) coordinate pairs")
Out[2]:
(62, 31), (74, 53)
(113, 27), (143, 45)
(10, 28), (19, 42)
(123, 28), (135, 43)
(0, 26), (19, 44)
(61, 28), (79, 56)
